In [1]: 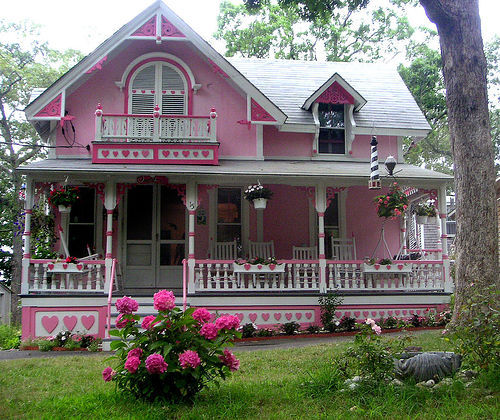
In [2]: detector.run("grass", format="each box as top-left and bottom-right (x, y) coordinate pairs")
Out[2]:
(0, 331), (498, 419)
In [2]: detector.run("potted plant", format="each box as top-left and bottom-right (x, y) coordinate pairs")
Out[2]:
(244, 183), (273, 210)
(426, 205), (438, 224)
(415, 204), (429, 224)
(373, 182), (408, 219)
(48, 186), (80, 213)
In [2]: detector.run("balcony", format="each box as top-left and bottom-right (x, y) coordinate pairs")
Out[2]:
(92, 104), (219, 165)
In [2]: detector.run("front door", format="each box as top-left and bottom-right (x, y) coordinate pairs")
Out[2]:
(124, 185), (186, 291)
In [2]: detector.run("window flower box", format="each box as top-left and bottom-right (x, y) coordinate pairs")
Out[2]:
(363, 262), (412, 273)
(46, 262), (85, 273)
(233, 263), (285, 273)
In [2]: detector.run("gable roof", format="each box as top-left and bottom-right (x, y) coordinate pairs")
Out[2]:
(228, 58), (431, 135)
(24, 0), (286, 124)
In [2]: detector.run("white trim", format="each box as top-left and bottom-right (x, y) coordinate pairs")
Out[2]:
(397, 136), (404, 163)
(116, 52), (196, 90)
(48, 121), (57, 159)
(339, 189), (347, 239)
(353, 127), (430, 137)
(278, 124), (316, 133)
(29, 90), (66, 121)
(246, 95), (251, 122)
(302, 73), (367, 111)
(312, 103), (320, 155)
(345, 104), (356, 153)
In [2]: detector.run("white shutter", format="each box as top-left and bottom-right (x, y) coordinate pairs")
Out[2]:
(130, 65), (156, 115)
(131, 94), (155, 114)
(161, 95), (185, 115)
(160, 64), (186, 114)
(132, 65), (155, 90)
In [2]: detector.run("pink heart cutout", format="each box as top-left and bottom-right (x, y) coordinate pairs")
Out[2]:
(48, 263), (54, 270)
(76, 264), (83, 271)
(244, 263), (251, 271)
(193, 151), (199, 157)
(257, 264), (263, 269)
(388, 311), (393, 316)
(102, 151), (109, 157)
(133, 151), (139, 157)
(42, 316), (59, 333)
(122, 150), (130, 157)
(371, 311), (377, 317)
(249, 313), (257, 323)
(173, 151), (179, 157)
(374, 264), (380, 270)
(363, 311), (369, 318)
(202, 151), (210, 157)
(395, 310), (401, 316)
(63, 263), (68, 269)
(416, 310), (421, 315)
(344, 311), (351, 317)
(236, 313), (244, 321)
(269, 264), (276, 271)
(113, 151), (119, 157)
(162, 150), (170, 157)
(171, 90), (175, 94)
(81, 315), (95, 330)
(274, 313), (281, 321)
(379, 311), (385, 316)
(63, 315), (77, 331)
(141, 150), (149, 157)
(182, 150), (190, 158)
(386, 265), (391, 270)
(305, 312), (312, 320)
(354, 311), (361, 318)
(285, 313), (292, 321)
(295, 313), (302, 320)
(335, 312), (342, 318)
(397, 264), (404, 270)
(262, 313), (270, 321)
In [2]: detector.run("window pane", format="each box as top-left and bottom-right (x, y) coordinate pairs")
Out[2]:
(319, 128), (345, 154)
(160, 187), (185, 240)
(217, 225), (241, 242)
(70, 188), (94, 223)
(127, 186), (152, 240)
(68, 225), (94, 257)
(160, 243), (185, 266)
(324, 195), (339, 258)
(318, 103), (344, 128)
(127, 244), (151, 266)
(217, 188), (241, 223)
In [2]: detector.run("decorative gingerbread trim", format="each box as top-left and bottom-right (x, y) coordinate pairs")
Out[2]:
(207, 58), (229, 79)
(251, 99), (276, 122)
(161, 16), (185, 37)
(34, 94), (62, 118)
(131, 16), (156, 37)
(315, 82), (354, 104)
(86, 183), (105, 206)
(116, 183), (134, 206)
(326, 187), (345, 207)
(86, 56), (108, 74)
(136, 175), (169, 185)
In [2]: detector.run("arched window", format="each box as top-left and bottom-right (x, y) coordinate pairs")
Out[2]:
(128, 62), (188, 115)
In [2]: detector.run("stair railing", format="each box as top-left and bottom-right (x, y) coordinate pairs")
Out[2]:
(106, 258), (117, 338)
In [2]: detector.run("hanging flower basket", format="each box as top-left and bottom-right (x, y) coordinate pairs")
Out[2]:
(373, 182), (408, 219)
(48, 186), (80, 211)
(416, 215), (428, 224)
(244, 183), (273, 210)
(415, 203), (437, 224)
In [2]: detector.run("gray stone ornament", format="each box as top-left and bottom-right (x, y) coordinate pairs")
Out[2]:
(395, 352), (462, 382)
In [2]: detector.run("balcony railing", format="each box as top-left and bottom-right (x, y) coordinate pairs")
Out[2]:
(94, 104), (217, 143)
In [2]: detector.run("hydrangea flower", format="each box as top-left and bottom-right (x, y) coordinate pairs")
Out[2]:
(145, 353), (168, 374)
(179, 350), (201, 369)
(141, 315), (158, 330)
(127, 348), (143, 359)
(102, 367), (116, 382)
(199, 322), (218, 340)
(215, 315), (240, 331)
(116, 313), (134, 329)
(192, 308), (212, 323)
(219, 349), (240, 371)
(153, 290), (176, 312)
(125, 356), (141, 373)
(116, 296), (139, 314)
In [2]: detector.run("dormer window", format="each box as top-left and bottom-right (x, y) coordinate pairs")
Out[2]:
(129, 62), (187, 115)
(318, 103), (345, 154)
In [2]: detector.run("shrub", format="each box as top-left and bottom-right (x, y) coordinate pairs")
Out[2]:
(37, 339), (56, 352)
(383, 316), (398, 329)
(280, 322), (300, 335)
(255, 328), (275, 337)
(241, 323), (257, 338)
(318, 291), (343, 332)
(409, 314), (425, 327)
(306, 325), (320, 334)
(87, 338), (102, 352)
(338, 316), (356, 332)
(0, 324), (20, 350)
(103, 291), (241, 402)
(53, 331), (72, 347)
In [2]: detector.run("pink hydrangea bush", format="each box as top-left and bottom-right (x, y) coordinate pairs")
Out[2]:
(103, 290), (241, 401)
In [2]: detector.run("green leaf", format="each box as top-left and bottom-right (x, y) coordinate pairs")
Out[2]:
(110, 340), (126, 350)
(108, 329), (122, 337)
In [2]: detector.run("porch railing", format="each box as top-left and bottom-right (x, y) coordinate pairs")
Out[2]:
(192, 259), (445, 293)
(95, 107), (217, 143)
(28, 259), (106, 293)
(194, 260), (320, 292)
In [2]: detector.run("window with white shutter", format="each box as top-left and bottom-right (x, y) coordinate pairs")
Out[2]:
(128, 62), (187, 115)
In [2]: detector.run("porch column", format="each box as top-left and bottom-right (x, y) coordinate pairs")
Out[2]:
(185, 181), (198, 294)
(21, 177), (34, 294)
(315, 184), (327, 293)
(438, 185), (452, 293)
(104, 181), (117, 292)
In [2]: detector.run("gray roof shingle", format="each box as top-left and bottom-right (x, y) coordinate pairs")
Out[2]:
(228, 58), (430, 131)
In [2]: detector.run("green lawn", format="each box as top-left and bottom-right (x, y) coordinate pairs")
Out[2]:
(0, 331), (498, 419)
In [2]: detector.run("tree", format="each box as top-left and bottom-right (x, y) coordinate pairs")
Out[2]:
(0, 21), (81, 323)
(217, 0), (414, 61)
(276, 0), (499, 324)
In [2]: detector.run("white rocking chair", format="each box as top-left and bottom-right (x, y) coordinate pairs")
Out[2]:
(248, 240), (275, 259)
(210, 240), (238, 260)
(292, 246), (318, 260)
(331, 237), (357, 261)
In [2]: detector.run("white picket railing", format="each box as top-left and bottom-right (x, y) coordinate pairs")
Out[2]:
(95, 106), (217, 143)
(194, 260), (320, 292)
(28, 259), (106, 293)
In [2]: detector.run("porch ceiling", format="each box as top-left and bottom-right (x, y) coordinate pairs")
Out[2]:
(19, 158), (452, 185)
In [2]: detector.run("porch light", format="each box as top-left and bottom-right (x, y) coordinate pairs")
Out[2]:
(385, 155), (397, 176)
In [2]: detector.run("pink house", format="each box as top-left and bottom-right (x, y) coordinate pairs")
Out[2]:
(20, 1), (452, 345)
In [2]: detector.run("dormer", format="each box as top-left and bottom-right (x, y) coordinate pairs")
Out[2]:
(302, 73), (366, 156)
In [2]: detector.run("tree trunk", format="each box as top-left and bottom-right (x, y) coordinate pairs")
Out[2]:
(419, 0), (499, 323)
(10, 171), (23, 325)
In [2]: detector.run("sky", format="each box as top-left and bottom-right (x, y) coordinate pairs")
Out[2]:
(2, 0), (499, 56)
